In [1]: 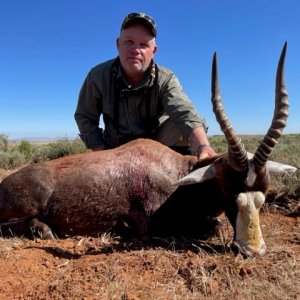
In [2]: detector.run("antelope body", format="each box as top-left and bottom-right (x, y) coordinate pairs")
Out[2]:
(0, 43), (296, 256)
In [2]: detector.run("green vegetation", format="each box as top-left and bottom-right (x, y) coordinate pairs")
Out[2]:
(31, 137), (87, 163)
(0, 134), (9, 152)
(0, 136), (87, 169)
(211, 134), (300, 197)
(1, 133), (299, 171)
(211, 133), (300, 167)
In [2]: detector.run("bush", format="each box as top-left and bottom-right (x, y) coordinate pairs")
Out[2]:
(32, 138), (87, 162)
(17, 140), (33, 160)
(0, 134), (9, 152)
(0, 136), (87, 168)
(0, 151), (26, 169)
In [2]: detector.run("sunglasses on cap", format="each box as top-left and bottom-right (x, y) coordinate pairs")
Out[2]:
(121, 12), (157, 37)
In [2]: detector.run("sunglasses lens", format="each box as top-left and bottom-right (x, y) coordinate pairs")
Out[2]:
(127, 13), (140, 19)
(126, 13), (154, 25)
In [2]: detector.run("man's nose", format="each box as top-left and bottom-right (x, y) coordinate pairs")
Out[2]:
(129, 44), (141, 53)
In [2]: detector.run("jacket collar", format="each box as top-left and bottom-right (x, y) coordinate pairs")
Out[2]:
(114, 57), (156, 93)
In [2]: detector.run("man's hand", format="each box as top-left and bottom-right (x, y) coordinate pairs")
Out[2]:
(189, 127), (217, 159)
(196, 144), (217, 159)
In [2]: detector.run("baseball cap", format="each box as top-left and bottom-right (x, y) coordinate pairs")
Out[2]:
(121, 12), (157, 37)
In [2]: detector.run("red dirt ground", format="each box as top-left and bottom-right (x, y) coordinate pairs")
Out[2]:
(0, 169), (299, 299)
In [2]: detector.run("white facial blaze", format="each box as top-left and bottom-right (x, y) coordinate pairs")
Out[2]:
(235, 191), (266, 256)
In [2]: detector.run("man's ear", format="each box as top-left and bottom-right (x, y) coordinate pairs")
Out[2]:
(153, 45), (158, 55)
(116, 37), (120, 50)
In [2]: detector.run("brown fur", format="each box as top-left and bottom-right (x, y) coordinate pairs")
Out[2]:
(0, 139), (203, 237)
(0, 138), (270, 243)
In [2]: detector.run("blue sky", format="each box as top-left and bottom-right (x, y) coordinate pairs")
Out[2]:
(1, 1), (299, 140)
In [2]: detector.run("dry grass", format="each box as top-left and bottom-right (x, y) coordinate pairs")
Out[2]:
(0, 212), (299, 299)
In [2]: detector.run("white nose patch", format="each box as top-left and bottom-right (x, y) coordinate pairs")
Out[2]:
(236, 191), (265, 210)
(235, 191), (266, 256)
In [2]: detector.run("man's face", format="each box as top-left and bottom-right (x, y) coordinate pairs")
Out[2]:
(117, 24), (157, 83)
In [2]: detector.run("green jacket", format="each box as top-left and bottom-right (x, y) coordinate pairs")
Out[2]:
(74, 57), (206, 149)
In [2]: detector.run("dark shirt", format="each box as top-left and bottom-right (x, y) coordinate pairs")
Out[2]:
(74, 57), (206, 149)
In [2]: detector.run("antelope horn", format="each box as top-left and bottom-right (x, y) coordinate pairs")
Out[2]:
(211, 52), (248, 171)
(253, 42), (288, 172)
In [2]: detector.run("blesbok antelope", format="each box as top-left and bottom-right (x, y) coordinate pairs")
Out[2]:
(0, 42), (296, 257)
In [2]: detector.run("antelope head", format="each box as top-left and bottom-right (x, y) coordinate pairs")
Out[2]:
(176, 42), (296, 256)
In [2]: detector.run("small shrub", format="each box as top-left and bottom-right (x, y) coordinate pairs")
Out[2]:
(0, 134), (9, 152)
(0, 151), (26, 169)
(32, 138), (87, 162)
(17, 140), (33, 160)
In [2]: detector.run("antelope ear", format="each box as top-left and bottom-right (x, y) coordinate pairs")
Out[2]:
(266, 160), (297, 174)
(174, 164), (217, 186)
(247, 152), (297, 174)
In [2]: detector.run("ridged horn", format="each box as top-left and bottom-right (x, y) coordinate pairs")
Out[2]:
(253, 42), (288, 172)
(211, 52), (248, 171)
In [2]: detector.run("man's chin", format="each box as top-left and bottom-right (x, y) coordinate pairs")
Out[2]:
(126, 67), (145, 77)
